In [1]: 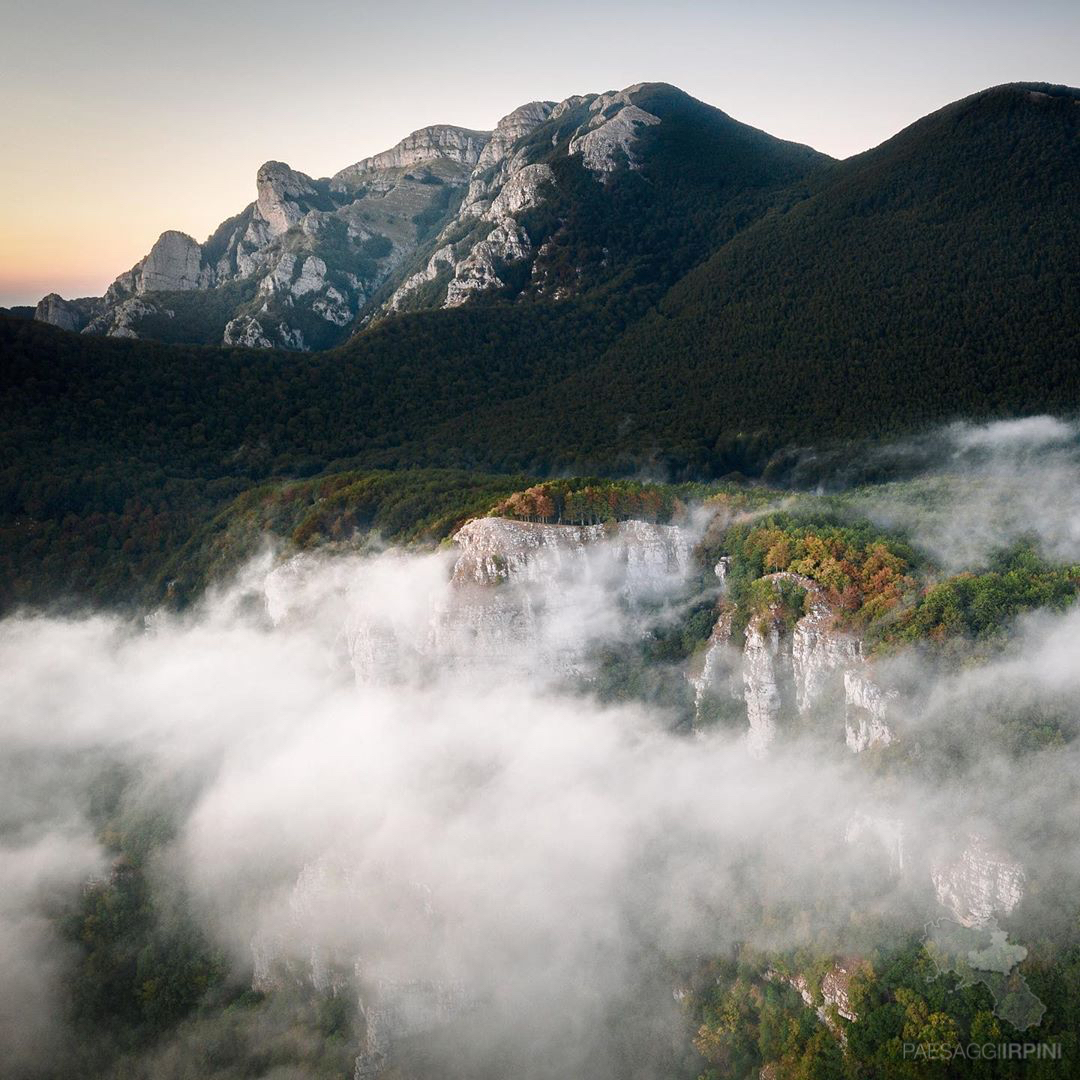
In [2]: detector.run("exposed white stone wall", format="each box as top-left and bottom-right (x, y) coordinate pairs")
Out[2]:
(932, 836), (1025, 927)
(844, 670), (895, 752)
(568, 104), (661, 173)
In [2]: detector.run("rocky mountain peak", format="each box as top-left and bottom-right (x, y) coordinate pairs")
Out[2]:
(255, 161), (320, 237)
(332, 125), (491, 189)
(34, 293), (87, 331)
(31, 78), (834, 349)
(138, 230), (206, 292)
(476, 101), (556, 168)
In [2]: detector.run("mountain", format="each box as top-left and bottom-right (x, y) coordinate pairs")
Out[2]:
(5, 82), (1080, 610)
(378, 82), (1080, 476)
(32, 83), (827, 350)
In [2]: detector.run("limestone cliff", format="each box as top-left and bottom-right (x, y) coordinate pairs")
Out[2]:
(692, 569), (894, 754)
(932, 836), (1026, 927)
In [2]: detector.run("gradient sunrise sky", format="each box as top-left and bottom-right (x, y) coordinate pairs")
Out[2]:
(2, 0), (1077, 307)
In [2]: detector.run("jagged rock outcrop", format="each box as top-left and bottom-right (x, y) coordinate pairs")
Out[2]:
(138, 230), (209, 291)
(35, 80), (831, 349)
(844, 670), (895, 752)
(34, 293), (88, 332)
(223, 314), (273, 349)
(36, 126), (495, 350)
(692, 566), (898, 752)
(85, 297), (172, 339)
(477, 102), (554, 169)
(451, 517), (690, 591)
(821, 961), (859, 1023)
(387, 132), (557, 312)
(34, 82), (679, 344)
(332, 125), (490, 187)
(256, 161), (321, 237)
(931, 836), (1025, 927)
(767, 962), (858, 1042)
(569, 102), (661, 173)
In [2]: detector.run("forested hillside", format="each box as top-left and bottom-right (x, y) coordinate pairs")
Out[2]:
(423, 83), (1080, 473)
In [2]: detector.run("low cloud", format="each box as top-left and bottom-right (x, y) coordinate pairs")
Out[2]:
(2, 420), (1080, 1074)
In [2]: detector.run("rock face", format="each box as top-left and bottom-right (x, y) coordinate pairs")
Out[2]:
(333, 125), (490, 185)
(931, 836), (1025, 927)
(138, 230), (209, 292)
(34, 125), (493, 350)
(844, 670), (895, 752)
(85, 297), (172, 339)
(249, 857), (473, 1079)
(743, 613), (793, 757)
(767, 962), (859, 1041)
(386, 114), (558, 313)
(790, 578), (861, 715)
(692, 569), (896, 754)
(477, 101), (554, 168)
(450, 517), (690, 592)
(34, 293), (91, 332)
(845, 813), (905, 875)
(821, 961), (859, 1022)
(690, 603), (738, 724)
(256, 162), (320, 238)
(354, 978), (474, 1079)
(569, 103), (661, 173)
(437, 517), (692, 673)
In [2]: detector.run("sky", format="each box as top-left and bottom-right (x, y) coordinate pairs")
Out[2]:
(1, 0), (1077, 306)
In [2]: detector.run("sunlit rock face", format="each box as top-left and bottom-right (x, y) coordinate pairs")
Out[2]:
(568, 102), (661, 173)
(693, 568), (897, 755)
(256, 161), (320, 237)
(743, 614), (791, 758)
(388, 156), (556, 312)
(34, 83), (678, 344)
(789, 577), (861, 715)
(138, 230), (210, 291)
(931, 836), (1025, 927)
(332, 125), (490, 183)
(34, 293), (85, 331)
